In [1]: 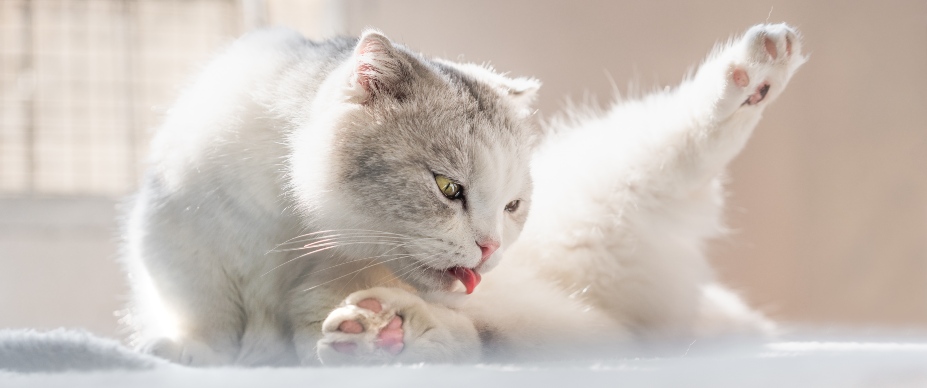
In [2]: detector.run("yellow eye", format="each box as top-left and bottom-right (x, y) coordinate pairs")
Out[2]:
(435, 174), (463, 200)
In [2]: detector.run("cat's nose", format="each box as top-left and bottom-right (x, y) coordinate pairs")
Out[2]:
(477, 240), (500, 264)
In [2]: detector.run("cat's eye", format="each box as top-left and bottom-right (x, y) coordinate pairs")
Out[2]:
(504, 200), (520, 213)
(435, 174), (463, 200)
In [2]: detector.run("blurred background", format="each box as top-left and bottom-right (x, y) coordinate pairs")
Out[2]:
(1, 0), (924, 339)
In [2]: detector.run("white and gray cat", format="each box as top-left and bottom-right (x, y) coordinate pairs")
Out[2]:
(122, 23), (805, 366)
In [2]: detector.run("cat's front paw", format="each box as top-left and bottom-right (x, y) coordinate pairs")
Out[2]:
(720, 24), (806, 115)
(317, 287), (479, 365)
(319, 291), (406, 364)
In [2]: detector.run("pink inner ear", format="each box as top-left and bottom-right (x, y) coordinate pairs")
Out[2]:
(352, 33), (407, 99)
(355, 36), (392, 94)
(356, 62), (381, 93)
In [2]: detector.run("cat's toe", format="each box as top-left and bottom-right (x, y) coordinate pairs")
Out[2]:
(337, 319), (364, 334)
(743, 23), (801, 64)
(357, 298), (383, 313)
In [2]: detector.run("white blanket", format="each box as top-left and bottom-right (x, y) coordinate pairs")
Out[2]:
(0, 329), (162, 373)
(2, 329), (926, 387)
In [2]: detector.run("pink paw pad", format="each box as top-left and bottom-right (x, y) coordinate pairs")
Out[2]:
(356, 298), (382, 313)
(376, 316), (404, 355)
(745, 82), (770, 106)
(732, 68), (750, 88)
(332, 298), (405, 356)
(337, 319), (363, 334)
(764, 35), (793, 60)
(733, 67), (770, 106)
(764, 38), (778, 60)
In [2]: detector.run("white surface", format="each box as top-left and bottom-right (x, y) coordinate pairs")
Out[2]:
(2, 329), (926, 388)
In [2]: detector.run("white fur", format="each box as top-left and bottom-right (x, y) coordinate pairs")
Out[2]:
(124, 24), (805, 365)
(455, 23), (805, 358)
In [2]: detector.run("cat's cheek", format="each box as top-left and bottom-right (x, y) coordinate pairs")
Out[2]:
(501, 210), (529, 245)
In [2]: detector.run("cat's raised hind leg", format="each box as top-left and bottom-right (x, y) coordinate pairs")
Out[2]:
(316, 287), (479, 365)
(626, 23), (804, 335)
(521, 24), (804, 339)
(676, 23), (805, 189)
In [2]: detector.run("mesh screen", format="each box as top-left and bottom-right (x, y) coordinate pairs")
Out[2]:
(0, 0), (243, 195)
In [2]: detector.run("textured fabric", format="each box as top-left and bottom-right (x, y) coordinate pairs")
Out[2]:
(0, 329), (161, 373)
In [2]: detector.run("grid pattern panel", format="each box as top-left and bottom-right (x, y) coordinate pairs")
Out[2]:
(0, 0), (243, 195)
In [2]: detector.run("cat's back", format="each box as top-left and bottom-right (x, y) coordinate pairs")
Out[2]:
(140, 30), (358, 212)
(128, 29), (368, 274)
(122, 30), (360, 350)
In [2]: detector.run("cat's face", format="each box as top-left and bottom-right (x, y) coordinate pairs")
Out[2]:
(290, 31), (540, 293)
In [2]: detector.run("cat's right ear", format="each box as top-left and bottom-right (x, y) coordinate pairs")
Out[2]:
(347, 30), (411, 104)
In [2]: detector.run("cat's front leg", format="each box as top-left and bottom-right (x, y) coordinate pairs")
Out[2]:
(316, 287), (480, 365)
(141, 336), (236, 366)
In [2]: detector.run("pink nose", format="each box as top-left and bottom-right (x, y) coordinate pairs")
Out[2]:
(477, 240), (500, 264)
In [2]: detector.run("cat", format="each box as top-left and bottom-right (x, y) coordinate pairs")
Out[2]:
(122, 23), (805, 366)
(123, 27), (541, 366)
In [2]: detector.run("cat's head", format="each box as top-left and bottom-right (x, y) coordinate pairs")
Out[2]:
(289, 30), (540, 294)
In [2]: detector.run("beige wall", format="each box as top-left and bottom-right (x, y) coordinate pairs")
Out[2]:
(0, 0), (242, 195)
(0, 198), (123, 336)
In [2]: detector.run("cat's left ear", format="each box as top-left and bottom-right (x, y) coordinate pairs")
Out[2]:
(347, 29), (412, 103)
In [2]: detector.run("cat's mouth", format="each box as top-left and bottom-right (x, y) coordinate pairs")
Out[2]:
(447, 266), (481, 294)
(402, 261), (484, 295)
(414, 265), (483, 294)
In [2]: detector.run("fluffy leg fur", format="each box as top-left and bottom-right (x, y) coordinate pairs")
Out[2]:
(472, 23), (805, 351)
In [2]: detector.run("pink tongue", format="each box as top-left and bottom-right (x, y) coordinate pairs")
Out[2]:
(450, 267), (481, 294)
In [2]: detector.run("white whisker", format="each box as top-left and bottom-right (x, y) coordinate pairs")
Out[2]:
(299, 255), (414, 292)
(260, 241), (412, 277)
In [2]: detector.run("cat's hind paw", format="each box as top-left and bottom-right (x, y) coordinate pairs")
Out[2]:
(717, 24), (806, 115)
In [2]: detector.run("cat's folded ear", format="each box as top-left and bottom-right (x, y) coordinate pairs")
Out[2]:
(497, 76), (541, 117)
(445, 62), (541, 118)
(347, 30), (412, 103)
